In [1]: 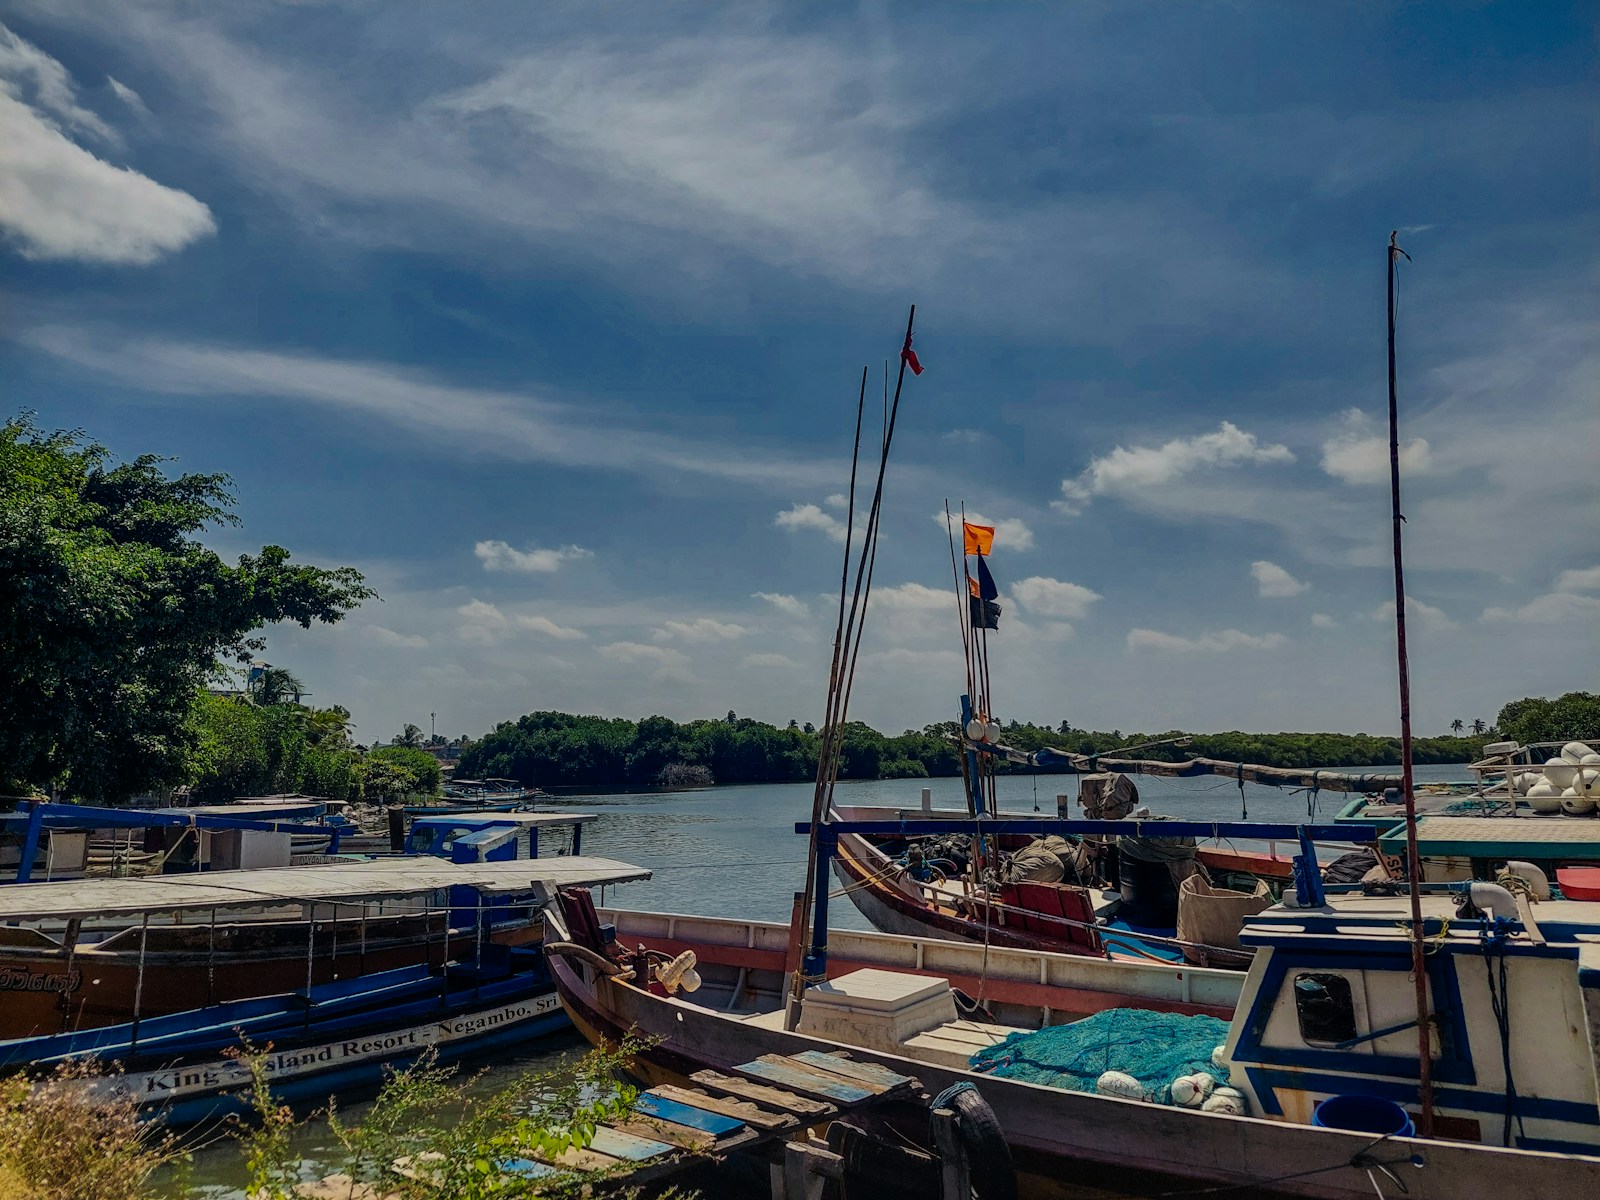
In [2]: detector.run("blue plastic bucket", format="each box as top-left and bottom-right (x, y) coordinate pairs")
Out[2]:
(1312, 1095), (1415, 1138)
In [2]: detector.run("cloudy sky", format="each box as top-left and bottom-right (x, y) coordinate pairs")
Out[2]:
(3, 2), (1594, 744)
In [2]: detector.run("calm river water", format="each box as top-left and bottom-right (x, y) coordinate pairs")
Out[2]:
(175, 766), (1462, 1196)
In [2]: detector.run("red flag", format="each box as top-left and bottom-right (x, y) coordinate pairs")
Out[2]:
(901, 333), (923, 375)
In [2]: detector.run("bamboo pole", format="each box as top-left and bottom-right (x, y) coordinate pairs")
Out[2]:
(1388, 230), (1434, 1137)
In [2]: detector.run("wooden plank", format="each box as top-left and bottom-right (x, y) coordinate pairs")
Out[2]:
(735, 1057), (874, 1104)
(771, 1053), (888, 1094)
(689, 1069), (835, 1118)
(584, 1126), (676, 1161)
(787, 1050), (916, 1092)
(609, 1116), (714, 1153)
(634, 1091), (748, 1137)
(552, 1144), (622, 1171)
(650, 1084), (797, 1131)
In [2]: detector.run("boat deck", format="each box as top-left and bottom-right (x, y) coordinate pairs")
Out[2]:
(1378, 814), (1600, 860)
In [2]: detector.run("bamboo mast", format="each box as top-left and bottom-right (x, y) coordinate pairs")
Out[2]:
(1387, 230), (1433, 1137)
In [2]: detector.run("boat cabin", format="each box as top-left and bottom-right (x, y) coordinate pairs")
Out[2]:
(403, 811), (598, 863)
(1225, 890), (1600, 1152)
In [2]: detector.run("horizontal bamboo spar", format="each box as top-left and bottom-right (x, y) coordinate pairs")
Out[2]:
(974, 741), (1404, 794)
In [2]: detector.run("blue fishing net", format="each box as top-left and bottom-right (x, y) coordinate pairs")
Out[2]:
(968, 1009), (1231, 1104)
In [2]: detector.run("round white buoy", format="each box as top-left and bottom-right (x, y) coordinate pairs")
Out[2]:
(965, 719), (985, 741)
(1561, 791), (1597, 817)
(1170, 1076), (1203, 1107)
(1561, 742), (1592, 764)
(1512, 771), (1536, 795)
(1581, 753), (1600, 766)
(1211, 1044), (1229, 1070)
(1545, 759), (1578, 790)
(984, 721), (1003, 744)
(1202, 1087), (1247, 1115)
(1095, 1071), (1146, 1101)
(1529, 788), (1563, 814)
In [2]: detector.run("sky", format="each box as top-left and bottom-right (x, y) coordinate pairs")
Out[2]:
(2, 2), (1595, 745)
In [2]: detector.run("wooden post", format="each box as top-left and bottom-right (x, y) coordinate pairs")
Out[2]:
(931, 1107), (972, 1200)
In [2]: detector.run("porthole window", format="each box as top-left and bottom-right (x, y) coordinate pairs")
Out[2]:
(1293, 972), (1356, 1044)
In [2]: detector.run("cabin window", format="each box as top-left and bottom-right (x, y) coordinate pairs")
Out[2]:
(1293, 972), (1356, 1045)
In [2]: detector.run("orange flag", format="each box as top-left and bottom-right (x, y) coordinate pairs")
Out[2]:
(962, 521), (995, 556)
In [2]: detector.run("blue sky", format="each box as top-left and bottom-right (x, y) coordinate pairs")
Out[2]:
(3, 2), (1595, 744)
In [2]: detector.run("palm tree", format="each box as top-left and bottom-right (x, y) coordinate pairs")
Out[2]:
(250, 666), (308, 706)
(305, 706), (353, 747)
(1470, 719), (1487, 736)
(395, 723), (423, 747)
(1450, 719), (1465, 735)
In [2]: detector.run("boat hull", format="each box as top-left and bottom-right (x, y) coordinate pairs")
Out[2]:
(551, 910), (1600, 1200)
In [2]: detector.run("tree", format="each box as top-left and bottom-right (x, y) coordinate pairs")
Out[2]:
(1450, 719), (1464, 735)
(0, 418), (373, 804)
(1470, 719), (1487, 736)
(1495, 692), (1600, 747)
(394, 723), (423, 748)
(249, 666), (307, 706)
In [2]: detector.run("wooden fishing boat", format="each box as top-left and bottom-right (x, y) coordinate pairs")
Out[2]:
(0, 853), (648, 1123)
(0, 811), (612, 1039)
(548, 880), (1600, 1199)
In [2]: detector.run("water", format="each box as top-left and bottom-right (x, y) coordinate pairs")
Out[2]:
(174, 766), (1463, 1194)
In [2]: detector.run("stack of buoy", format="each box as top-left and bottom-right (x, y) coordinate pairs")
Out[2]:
(964, 715), (1004, 744)
(1516, 742), (1599, 816)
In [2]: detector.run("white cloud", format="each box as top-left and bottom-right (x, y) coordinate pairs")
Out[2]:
(1319, 409), (1431, 485)
(1058, 422), (1293, 514)
(824, 494), (848, 509)
(474, 540), (593, 573)
(942, 429), (986, 445)
(1251, 560), (1309, 598)
(1310, 612), (1337, 629)
(0, 90), (215, 264)
(1127, 628), (1288, 653)
(0, 24), (214, 264)
(0, 24), (118, 142)
(366, 625), (429, 648)
(753, 592), (809, 619)
(776, 503), (847, 543)
(1009, 576), (1101, 620)
(933, 510), (1034, 552)
(1481, 591), (1600, 625)
(516, 615), (586, 640)
(1372, 597), (1457, 631)
(741, 652), (798, 669)
(106, 77), (149, 117)
(1554, 566), (1600, 593)
(656, 618), (748, 643)
(870, 582), (953, 616)
(455, 599), (584, 641)
(25, 329), (831, 492)
(598, 641), (692, 682)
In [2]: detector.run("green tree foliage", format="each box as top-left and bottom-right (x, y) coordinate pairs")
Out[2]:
(187, 692), (364, 802)
(364, 744), (443, 800)
(1495, 692), (1600, 747)
(0, 419), (373, 803)
(459, 708), (1487, 789)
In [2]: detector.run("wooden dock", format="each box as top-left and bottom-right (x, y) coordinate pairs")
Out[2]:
(322, 1049), (924, 1198)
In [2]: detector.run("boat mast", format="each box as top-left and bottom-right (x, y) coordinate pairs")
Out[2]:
(1387, 229), (1433, 1137)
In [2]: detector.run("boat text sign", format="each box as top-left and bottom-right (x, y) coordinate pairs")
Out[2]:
(100, 993), (563, 1105)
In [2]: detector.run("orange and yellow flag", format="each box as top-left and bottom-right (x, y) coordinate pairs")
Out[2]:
(962, 521), (995, 557)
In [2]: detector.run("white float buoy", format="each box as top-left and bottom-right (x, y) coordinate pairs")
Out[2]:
(1561, 789), (1597, 816)
(1581, 753), (1600, 766)
(1202, 1087), (1247, 1115)
(1211, 1044), (1229, 1070)
(1561, 742), (1592, 764)
(1096, 1071), (1146, 1100)
(965, 719), (985, 742)
(1546, 759), (1578, 789)
(984, 721), (1002, 743)
(1170, 1073), (1216, 1107)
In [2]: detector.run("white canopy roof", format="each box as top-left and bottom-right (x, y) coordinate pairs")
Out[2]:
(0, 856), (649, 921)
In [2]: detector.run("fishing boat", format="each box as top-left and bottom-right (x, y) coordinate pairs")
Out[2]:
(440, 778), (546, 805)
(0, 851), (648, 1123)
(547, 843), (1600, 1197)
(0, 808), (602, 1038)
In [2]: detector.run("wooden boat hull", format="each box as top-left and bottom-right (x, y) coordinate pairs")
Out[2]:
(552, 909), (1600, 1200)
(0, 915), (543, 1040)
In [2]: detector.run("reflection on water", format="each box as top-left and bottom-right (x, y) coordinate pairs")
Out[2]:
(170, 765), (1463, 1195)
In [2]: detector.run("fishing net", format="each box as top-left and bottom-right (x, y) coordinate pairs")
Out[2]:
(968, 1009), (1230, 1104)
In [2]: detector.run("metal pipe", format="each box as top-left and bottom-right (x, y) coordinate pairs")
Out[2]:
(130, 913), (149, 1054)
